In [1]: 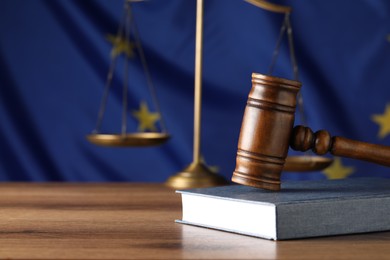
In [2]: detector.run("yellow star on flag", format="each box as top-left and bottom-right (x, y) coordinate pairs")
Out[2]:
(371, 104), (390, 139)
(322, 157), (354, 180)
(132, 101), (160, 132)
(106, 34), (135, 58)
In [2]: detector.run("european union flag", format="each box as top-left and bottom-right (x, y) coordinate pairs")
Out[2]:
(0, 0), (389, 183)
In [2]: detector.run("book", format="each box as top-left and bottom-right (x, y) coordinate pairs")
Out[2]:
(176, 178), (390, 240)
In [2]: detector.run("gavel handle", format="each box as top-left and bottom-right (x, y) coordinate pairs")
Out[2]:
(291, 125), (390, 167)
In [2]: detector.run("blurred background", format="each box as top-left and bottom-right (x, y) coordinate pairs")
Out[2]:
(0, 0), (389, 182)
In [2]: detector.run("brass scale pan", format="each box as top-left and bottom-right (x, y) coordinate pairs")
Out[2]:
(86, 132), (169, 147)
(87, 1), (169, 148)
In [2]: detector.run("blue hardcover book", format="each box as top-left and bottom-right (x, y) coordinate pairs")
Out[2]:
(176, 178), (390, 240)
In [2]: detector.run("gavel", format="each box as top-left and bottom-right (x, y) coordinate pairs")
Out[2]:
(232, 73), (390, 191)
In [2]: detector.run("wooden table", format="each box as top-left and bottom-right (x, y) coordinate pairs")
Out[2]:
(0, 183), (389, 259)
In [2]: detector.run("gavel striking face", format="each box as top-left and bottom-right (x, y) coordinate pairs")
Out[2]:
(232, 73), (390, 191)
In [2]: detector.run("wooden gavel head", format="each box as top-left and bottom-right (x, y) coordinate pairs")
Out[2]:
(232, 73), (301, 191)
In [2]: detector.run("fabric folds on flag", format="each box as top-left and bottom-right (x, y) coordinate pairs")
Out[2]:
(0, 0), (389, 182)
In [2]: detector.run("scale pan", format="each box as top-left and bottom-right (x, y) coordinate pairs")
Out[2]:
(86, 133), (170, 147)
(283, 156), (333, 172)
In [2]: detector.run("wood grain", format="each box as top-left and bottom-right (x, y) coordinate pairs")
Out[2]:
(232, 73), (302, 191)
(0, 183), (389, 259)
(291, 125), (390, 167)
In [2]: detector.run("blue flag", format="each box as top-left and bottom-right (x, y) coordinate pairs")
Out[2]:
(0, 0), (389, 182)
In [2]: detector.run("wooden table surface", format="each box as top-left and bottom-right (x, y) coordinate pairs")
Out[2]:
(0, 183), (389, 259)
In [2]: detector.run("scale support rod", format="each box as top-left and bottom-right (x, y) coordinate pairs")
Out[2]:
(193, 0), (204, 164)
